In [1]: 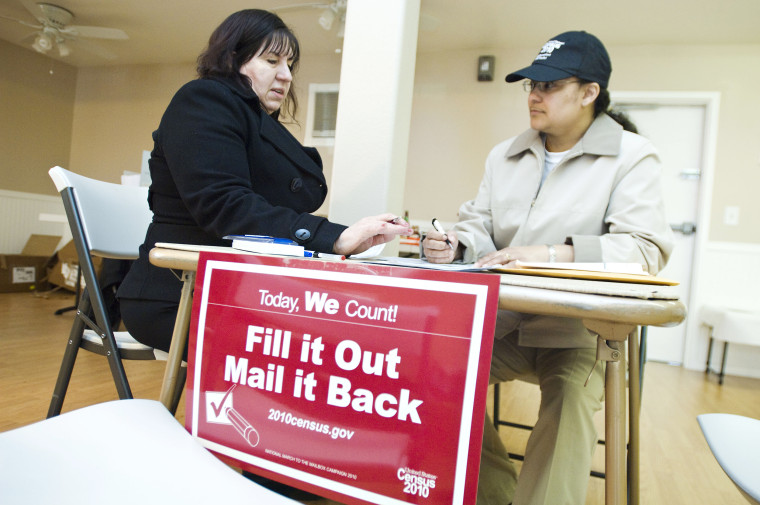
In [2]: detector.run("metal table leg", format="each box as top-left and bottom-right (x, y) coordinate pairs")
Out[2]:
(584, 319), (636, 505)
(159, 270), (195, 411)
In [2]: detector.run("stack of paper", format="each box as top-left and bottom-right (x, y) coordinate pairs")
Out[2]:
(223, 235), (305, 257)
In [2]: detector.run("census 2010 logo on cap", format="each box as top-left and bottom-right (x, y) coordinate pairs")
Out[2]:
(535, 40), (565, 61)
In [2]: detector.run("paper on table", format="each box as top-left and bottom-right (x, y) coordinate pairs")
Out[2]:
(353, 256), (488, 272)
(513, 261), (648, 275)
(349, 243), (386, 259)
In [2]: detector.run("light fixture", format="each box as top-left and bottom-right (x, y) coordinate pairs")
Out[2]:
(318, 8), (336, 31)
(57, 41), (70, 57)
(32, 32), (53, 53)
(335, 14), (345, 38)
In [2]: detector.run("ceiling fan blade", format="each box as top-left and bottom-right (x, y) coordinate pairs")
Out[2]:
(0, 13), (42, 29)
(62, 25), (128, 40)
(19, 31), (38, 44)
(67, 37), (118, 60)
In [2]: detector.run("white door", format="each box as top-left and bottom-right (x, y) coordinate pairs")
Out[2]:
(613, 101), (705, 364)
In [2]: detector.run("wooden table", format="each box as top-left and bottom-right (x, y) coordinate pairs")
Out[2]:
(149, 246), (686, 505)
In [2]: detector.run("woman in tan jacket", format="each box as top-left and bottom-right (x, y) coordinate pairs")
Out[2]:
(423, 31), (673, 505)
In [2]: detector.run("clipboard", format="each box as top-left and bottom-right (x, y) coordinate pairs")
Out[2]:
(491, 266), (679, 285)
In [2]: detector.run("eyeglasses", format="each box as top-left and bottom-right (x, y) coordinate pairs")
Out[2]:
(522, 79), (580, 93)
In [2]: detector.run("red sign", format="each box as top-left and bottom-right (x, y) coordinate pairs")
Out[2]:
(186, 253), (499, 505)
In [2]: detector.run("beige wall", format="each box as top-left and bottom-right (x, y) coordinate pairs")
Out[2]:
(69, 63), (196, 183)
(2, 38), (759, 243)
(0, 40), (76, 195)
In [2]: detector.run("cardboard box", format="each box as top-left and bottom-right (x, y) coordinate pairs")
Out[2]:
(46, 240), (79, 292)
(46, 239), (102, 292)
(0, 234), (61, 293)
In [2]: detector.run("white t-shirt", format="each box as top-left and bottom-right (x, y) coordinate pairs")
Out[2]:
(542, 147), (569, 187)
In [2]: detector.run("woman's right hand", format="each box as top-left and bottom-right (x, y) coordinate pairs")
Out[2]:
(333, 214), (413, 256)
(422, 230), (459, 264)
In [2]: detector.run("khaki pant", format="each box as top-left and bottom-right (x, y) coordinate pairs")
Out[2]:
(477, 332), (605, 505)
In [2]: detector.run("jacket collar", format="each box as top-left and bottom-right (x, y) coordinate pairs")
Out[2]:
(506, 113), (623, 159)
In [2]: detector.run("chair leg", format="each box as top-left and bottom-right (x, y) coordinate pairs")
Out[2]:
(639, 326), (647, 402)
(77, 286), (133, 400)
(719, 342), (728, 385)
(705, 332), (714, 373)
(47, 291), (91, 418)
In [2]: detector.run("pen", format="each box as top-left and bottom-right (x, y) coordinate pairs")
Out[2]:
(314, 252), (346, 261)
(431, 218), (454, 249)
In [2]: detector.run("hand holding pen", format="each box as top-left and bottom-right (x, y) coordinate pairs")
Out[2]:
(423, 218), (459, 264)
(333, 213), (413, 256)
(431, 219), (454, 249)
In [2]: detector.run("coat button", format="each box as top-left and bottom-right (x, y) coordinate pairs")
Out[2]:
(290, 178), (303, 192)
(295, 229), (311, 241)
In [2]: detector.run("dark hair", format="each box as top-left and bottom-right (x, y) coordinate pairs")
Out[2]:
(579, 80), (637, 133)
(197, 9), (301, 121)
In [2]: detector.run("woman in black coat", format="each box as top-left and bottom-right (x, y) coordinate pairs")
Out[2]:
(117, 9), (411, 354)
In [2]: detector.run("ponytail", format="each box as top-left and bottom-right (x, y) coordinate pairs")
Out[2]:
(582, 81), (638, 133)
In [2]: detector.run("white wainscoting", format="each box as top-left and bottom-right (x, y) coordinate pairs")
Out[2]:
(683, 241), (760, 379)
(0, 189), (69, 254)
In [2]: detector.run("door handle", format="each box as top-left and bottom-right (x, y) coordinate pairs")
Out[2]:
(670, 222), (697, 235)
(679, 169), (701, 180)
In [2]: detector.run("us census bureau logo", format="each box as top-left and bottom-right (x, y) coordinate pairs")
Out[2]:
(535, 40), (565, 60)
(398, 467), (437, 499)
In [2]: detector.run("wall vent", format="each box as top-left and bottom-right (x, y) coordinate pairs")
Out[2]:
(305, 83), (339, 146)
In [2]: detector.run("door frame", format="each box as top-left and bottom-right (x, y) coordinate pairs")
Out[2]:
(610, 91), (721, 369)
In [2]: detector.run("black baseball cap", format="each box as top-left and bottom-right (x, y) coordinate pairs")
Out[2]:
(505, 31), (611, 89)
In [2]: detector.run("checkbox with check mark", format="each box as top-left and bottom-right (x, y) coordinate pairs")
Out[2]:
(206, 384), (236, 424)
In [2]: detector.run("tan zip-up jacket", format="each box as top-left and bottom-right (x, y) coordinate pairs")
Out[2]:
(454, 113), (674, 348)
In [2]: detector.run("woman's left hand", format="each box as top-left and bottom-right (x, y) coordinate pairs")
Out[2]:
(333, 214), (413, 256)
(475, 244), (562, 268)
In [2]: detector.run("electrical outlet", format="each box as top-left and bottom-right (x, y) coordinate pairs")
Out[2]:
(724, 206), (740, 226)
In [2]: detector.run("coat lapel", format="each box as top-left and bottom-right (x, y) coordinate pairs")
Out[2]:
(259, 115), (325, 177)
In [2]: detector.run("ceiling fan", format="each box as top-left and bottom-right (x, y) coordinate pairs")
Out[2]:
(0, 1), (128, 59)
(275, 1), (438, 38)
(275, 0), (348, 37)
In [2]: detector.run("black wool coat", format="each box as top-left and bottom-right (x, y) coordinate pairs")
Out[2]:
(118, 76), (346, 303)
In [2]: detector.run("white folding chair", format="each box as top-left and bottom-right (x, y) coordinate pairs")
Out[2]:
(698, 413), (760, 504)
(0, 399), (300, 505)
(47, 166), (185, 417)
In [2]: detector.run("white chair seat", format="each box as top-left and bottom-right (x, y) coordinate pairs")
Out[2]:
(0, 399), (300, 504)
(701, 304), (760, 346)
(82, 329), (153, 351)
(698, 413), (760, 504)
(81, 329), (172, 360)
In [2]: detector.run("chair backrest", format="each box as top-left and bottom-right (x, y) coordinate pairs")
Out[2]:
(49, 166), (152, 259)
